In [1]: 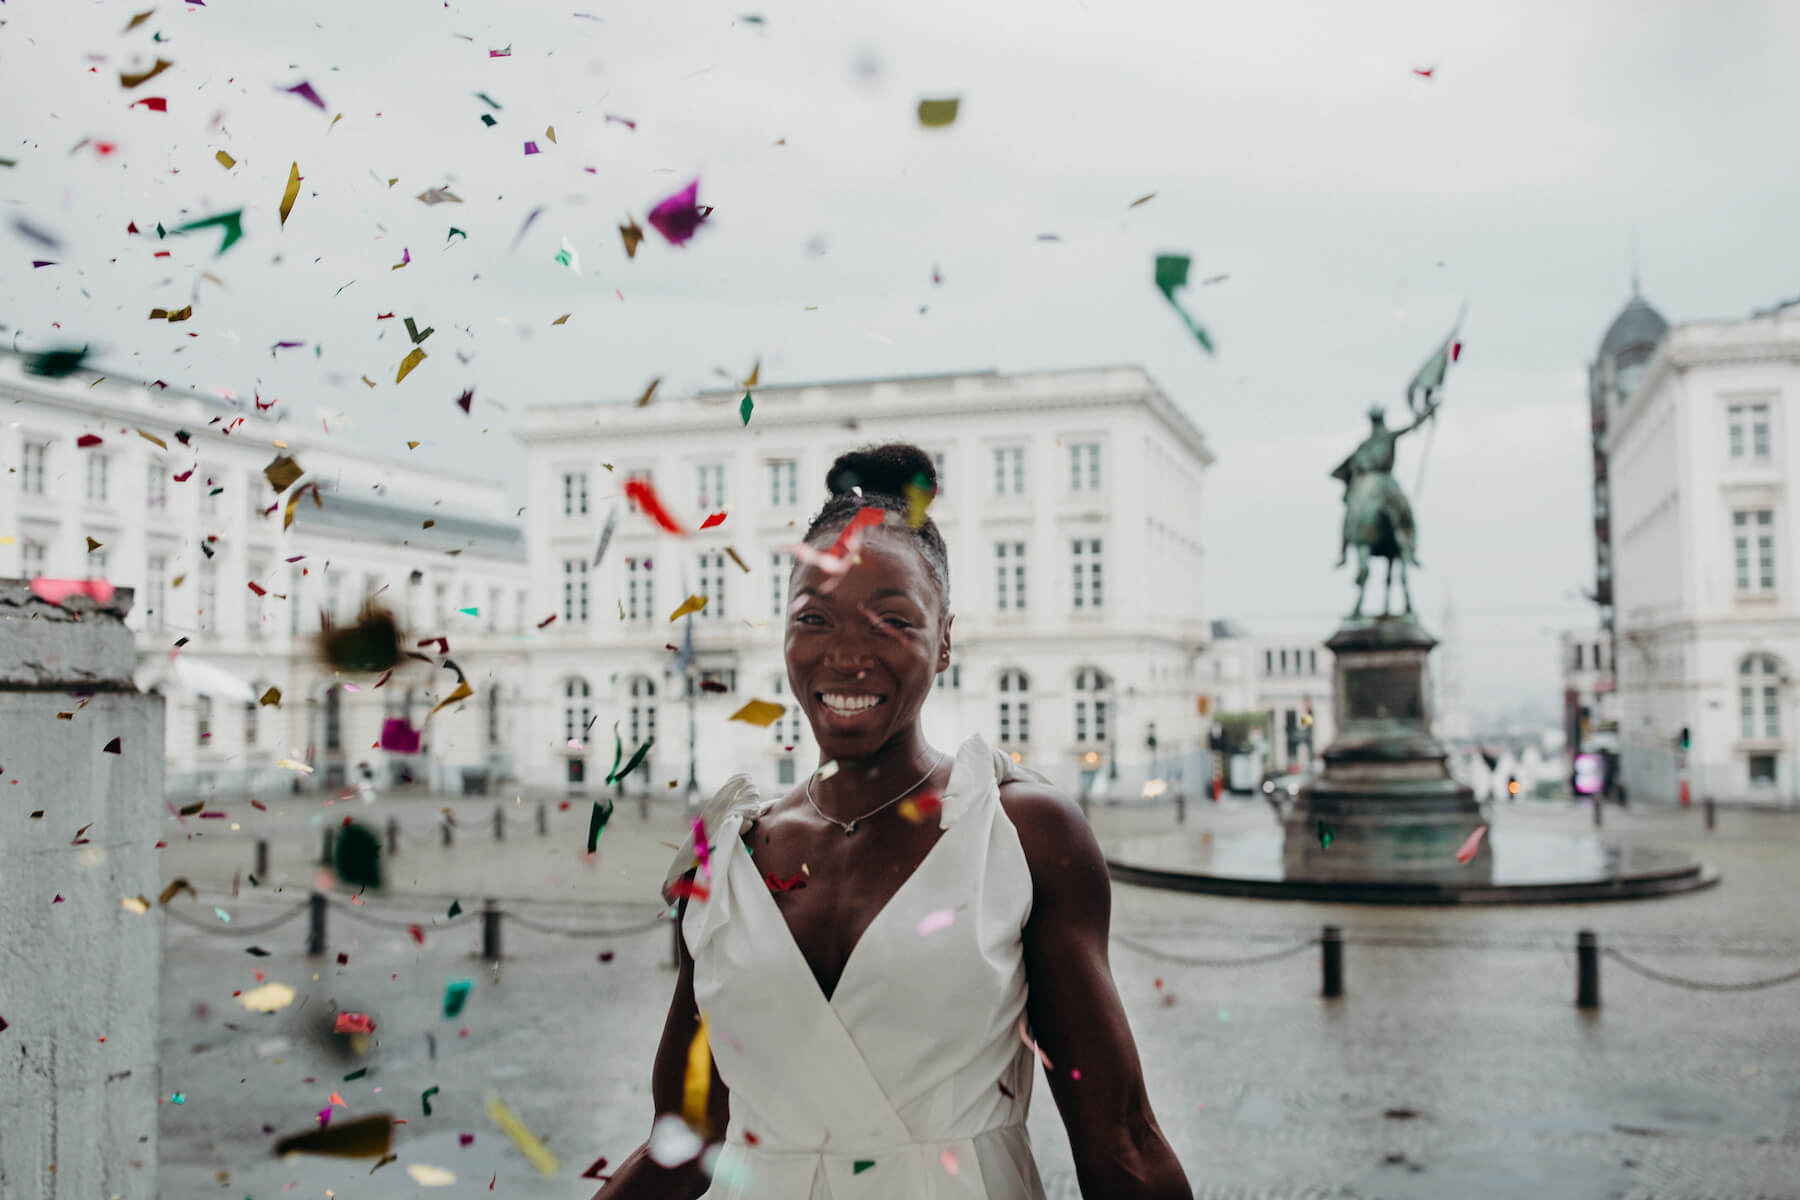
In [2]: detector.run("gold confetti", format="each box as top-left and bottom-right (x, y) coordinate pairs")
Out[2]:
(551, 313), (571, 326)
(279, 162), (301, 228)
(120, 57), (173, 88)
(121, 895), (151, 915)
(395, 347), (426, 383)
(158, 877), (195, 906)
(619, 218), (644, 259)
(728, 699), (785, 728)
(264, 454), (303, 493)
(917, 97), (960, 128)
(682, 1014), (713, 1137)
(406, 441), (420, 450)
(634, 377), (660, 407)
(259, 686), (282, 707)
(123, 9), (155, 33)
(669, 594), (707, 621)
(430, 680), (473, 716)
(172, 573), (185, 588)
(724, 546), (750, 573)
(486, 1094), (559, 1176)
(544, 125), (557, 144)
(361, 376), (377, 388)
(86, 536), (103, 553)
(215, 149), (236, 169)
(274, 759), (314, 775)
(136, 428), (167, 449)
(406, 1164), (456, 1187)
(742, 358), (760, 388)
(1129, 192), (1156, 207)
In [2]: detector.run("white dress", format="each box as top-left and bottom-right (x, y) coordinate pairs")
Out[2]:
(661, 733), (1053, 1200)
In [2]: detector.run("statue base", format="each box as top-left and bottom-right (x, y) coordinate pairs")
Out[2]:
(1280, 616), (1492, 883)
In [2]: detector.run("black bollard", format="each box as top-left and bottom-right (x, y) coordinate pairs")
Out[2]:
(307, 891), (327, 957)
(493, 806), (504, 842)
(1704, 795), (1716, 832)
(1175, 791), (1186, 824)
(319, 827), (335, 866)
(537, 802), (548, 837)
(482, 898), (502, 962)
(387, 817), (400, 857)
(1577, 930), (1599, 1010)
(1592, 793), (1603, 828)
(255, 838), (269, 879)
(1321, 924), (1343, 998)
(441, 818), (453, 847)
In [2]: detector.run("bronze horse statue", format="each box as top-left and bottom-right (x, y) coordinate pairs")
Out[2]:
(1332, 394), (1439, 619)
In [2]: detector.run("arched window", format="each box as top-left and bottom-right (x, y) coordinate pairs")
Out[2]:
(324, 686), (342, 752)
(628, 676), (656, 746)
(1739, 654), (1783, 739)
(564, 678), (593, 744)
(1074, 668), (1111, 744)
(487, 683), (503, 746)
(997, 669), (1030, 745)
(196, 695), (213, 748)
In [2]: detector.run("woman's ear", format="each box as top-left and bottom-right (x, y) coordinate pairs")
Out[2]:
(938, 611), (954, 673)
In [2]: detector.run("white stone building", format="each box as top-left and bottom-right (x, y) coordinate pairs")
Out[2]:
(1605, 306), (1800, 806)
(0, 351), (530, 798)
(1199, 619), (1336, 774)
(517, 366), (1214, 803)
(1559, 626), (1614, 752)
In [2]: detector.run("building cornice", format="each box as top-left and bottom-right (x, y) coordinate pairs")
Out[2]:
(1605, 330), (1800, 453)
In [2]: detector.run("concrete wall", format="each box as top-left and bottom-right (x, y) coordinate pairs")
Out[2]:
(0, 580), (164, 1199)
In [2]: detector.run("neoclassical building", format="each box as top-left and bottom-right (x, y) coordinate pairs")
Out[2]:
(0, 351), (530, 797)
(518, 366), (1215, 803)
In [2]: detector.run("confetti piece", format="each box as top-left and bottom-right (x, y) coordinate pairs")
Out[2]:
(215, 150), (236, 169)
(336, 1013), (376, 1035)
(829, 506), (888, 557)
(696, 511), (728, 530)
(624, 478), (687, 534)
(379, 718), (422, 754)
(585, 799), (615, 852)
(408, 1164), (456, 1187)
(647, 179), (707, 247)
(431, 680), (474, 716)
(214, 907), (231, 922)
(283, 80), (326, 110)
(854, 1161), (876, 1175)
(940, 1148), (960, 1176)
(158, 879), (195, 906)
(1317, 821), (1333, 849)
(149, 305), (193, 322)
(610, 738), (653, 785)
(1153, 254), (1215, 354)
(124, 9), (155, 32)
(489, 45), (512, 57)
(396, 348), (427, 383)
(903, 476), (934, 529)
(174, 209), (244, 255)
(131, 96), (169, 112)
(917, 97), (961, 128)
(765, 872), (806, 892)
(591, 506), (620, 568)
(728, 699), (785, 728)
(121, 896), (151, 915)
(485, 1093), (559, 1175)
(691, 817), (714, 884)
(605, 112), (637, 130)
(551, 313), (571, 326)
(1454, 824), (1488, 864)
(1412, 66), (1436, 79)
(580, 1156), (611, 1180)
(554, 236), (579, 272)
(633, 376), (659, 406)
(419, 187), (463, 205)
(917, 908), (954, 936)
(30, 578), (117, 606)
(443, 980), (472, 1018)
(279, 162), (301, 228)
(239, 982), (296, 1012)
(393, 247), (412, 270)
(682, 1016), (713, 1135)
(274, 1112), (394, 1159)
(669, 594), (707, 621)
(619, 218), (644, 259)
(668, 878), (710, 903)
(263, 454), (303, 494)
(537, 613), (557, 629)
(739, 392), (754, 426)
(724, 546), (750, 573)
(524, 140), (542, 156)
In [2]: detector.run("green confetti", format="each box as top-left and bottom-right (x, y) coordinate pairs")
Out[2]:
(1316, 820), (1333, 850)
(404, 317), (433, 345)
(586, 799), (614, 853)
(459, 606), (479, 616)
(421, 1085), (440, 1116)
(853, 1160), (876, 1174)
(447, 227), (467, 242)
(344, 1067), (368, 1081)
(609, 737), (653, 786)
(739, 391), (754, 426)
(607, 721), (623, 782)
(447, 899), (462, 919)
(554, 246), (574, 269)
(174, 209), (246, 255)
(443, 979), (472, 1018)
(1153, 253), (1215, 354)
(169, 1092), (186, 1104)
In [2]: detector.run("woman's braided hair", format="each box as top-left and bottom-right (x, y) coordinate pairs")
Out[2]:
(800, 442), (949, 610)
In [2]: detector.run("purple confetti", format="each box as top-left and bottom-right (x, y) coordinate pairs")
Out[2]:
(32, 261), (57, 268)
(459, 1133), (475, 1147)
(523, 141), (540, 155)
(317, 1107), (332, 1127)
(508, 206), (544, 253)
(647, 178), (707, 247)
(282, 81), (326, 111)
(271, 341), (304, 352)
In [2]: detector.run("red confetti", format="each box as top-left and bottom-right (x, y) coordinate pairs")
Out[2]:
(250, 799), (267, 811)
(334, 1012), (375, 1035)
(247, 581), (267, 596)
(668, 878), (711, 903)
(829, 506), (887, 557)
(765, 872), (807, 892)
(407, 924), (425, 945)
(456, 389), (473, 414)
(76, 434), (104, 448)
(131, 96), (168, 111)
(173, 467), (195, 482)
(1451, 341), (1463, 362)
(604, 113), (636, 130)
(536, 613), (557, 629)
(698, 511), (727, 530)
(417, 636), (449, 654)
(1412, 67), (1436, 79)
(1454, 824), (1488, 864)
(126, 222), (140, 234)
(624, 478), (687, 534)
(580, 1156), (611, 1180)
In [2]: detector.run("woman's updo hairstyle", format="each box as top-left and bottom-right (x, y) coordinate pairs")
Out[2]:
(802, 442), (950, 609)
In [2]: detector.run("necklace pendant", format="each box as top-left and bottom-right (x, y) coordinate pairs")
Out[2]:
(844, 819), (857, 836)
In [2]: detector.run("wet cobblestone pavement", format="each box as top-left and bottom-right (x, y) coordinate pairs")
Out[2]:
(157, 793), (1800, 1198)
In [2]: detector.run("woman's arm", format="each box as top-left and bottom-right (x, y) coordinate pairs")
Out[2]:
(1001, 782), (1194, 1200)
(592, 885), (731, 1200)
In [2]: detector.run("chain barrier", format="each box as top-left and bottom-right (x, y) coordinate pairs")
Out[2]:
(326, 900), (450, 933)
(1110, 932), (1319, 968)
(163, 900), (310, 937)
(505, 909), (673, 939)
(1600, 947), (1800, 993)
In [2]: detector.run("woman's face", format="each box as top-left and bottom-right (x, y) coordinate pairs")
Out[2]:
(784, 528), (951, 761)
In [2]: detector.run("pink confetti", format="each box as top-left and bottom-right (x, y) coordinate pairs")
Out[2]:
(380, 718), (421, 754)
(603, 113), (636, 130)
(916, 909), (954, 936)
(646, 178), (707, 247)
(940, 1148), (959, 1176)
(1017, 1017), (1052, 1069)
(30, 578), (116, 606)
(489, 45), (512, 57)
(317, 1107), (332, 1127)
(692, 817), (713, 884)
(283, 81), (326, 111)
(1454, 824), (1488, 864)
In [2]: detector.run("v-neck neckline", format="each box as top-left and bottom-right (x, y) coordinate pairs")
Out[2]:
(744, 745), (973, 1007)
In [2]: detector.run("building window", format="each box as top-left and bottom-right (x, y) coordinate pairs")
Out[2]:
(515, 589), (528, 634)
(200, 476), (221, 515)
(197, 566), (218, 633)
(85, 454), (110, 504)
(931, 451), (948, 497)
(1728, 403), (1772, 460)
(487, 683), (503, 745)
(562, 559), (590, 623)
(1573, 643), (1584, 671)
(1074, 668), (1111, 744)
(697, 463), (724, 511)
(935, 661), (961, 691)
(993, 447), (1025, 496)
(1264, 649), (1274, 675)
(771, 550), (795, 617)
(564, 678), (593, 744)
(487, 587), (501, 633)
(562, 471), (588, 517)
(1071, 538), (1103, 609)
(21, 539), (46, 579)
(1594, 642), (1605, 672)
(145, 554), (168, 632)
(196, 695), (212, 747)
(698, 551), (726, 619)
(626, 556), (655, 625)
(1279, 648), (1289, 674)
(997, 668), (1031, 745)
(88, 549), (108, 579)
(244, 689), (260, 749)
(628, 676), (656, 746)
(1069, 442), (1101, 492)
(768, 460), (797, 507)
(1748, 753), (1778, 786)
(434, 582), (449, 627)
(995, 541), (1027, 610)
(324, 686), (342, 752)
(1739, 654), (1782, 740)
(1309, 649), (1318, 674)
(21, 441), (47, 494)
(1733, 509), (1776, 593)
(771, 676), (802, 745)
(246, 567), (264, 637)
(290, 567), (303, 636)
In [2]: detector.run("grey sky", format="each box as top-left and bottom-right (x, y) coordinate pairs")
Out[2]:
(6, 0), (1800, 723)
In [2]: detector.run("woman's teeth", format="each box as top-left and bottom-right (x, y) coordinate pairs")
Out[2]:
(821, 693), (884, 716)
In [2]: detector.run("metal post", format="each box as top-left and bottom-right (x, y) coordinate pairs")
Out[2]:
(536, 802), (548, 837)
(1576, 930), (1599, 1010)
(255, 838), (269, 878)
(1704, 795), (1715, 832)
(1175, 790), (1186, 824)
(440, 818), (453, 847)
(319, 827), (335, 866)
(482, 897), (501, 962)
(1592, 793), (1603, 828)
(386, 817), (399, 857)
(307, 891), (327, 957)
(1321, 924), (1343, 998)
(493, 805), (504, 841)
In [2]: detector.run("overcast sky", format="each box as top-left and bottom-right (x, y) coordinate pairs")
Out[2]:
(6, 0), (1800, 723)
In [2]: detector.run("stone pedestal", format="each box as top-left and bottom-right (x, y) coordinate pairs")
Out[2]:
(1282, 617), (1491, 882)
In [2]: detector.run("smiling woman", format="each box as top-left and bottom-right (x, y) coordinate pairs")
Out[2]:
(595, 444), (1193, 1200)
